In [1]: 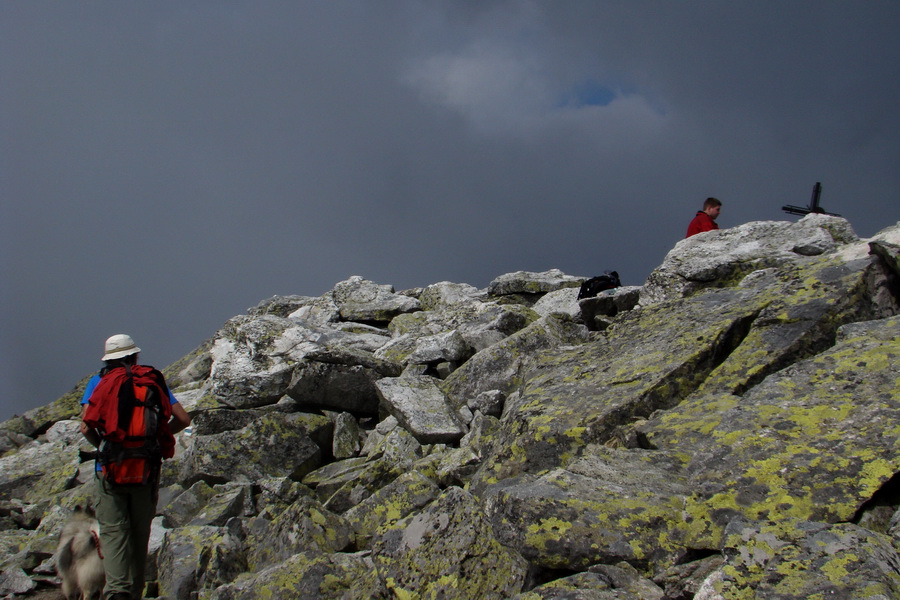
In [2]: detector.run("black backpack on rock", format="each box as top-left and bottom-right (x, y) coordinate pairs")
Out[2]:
(577, 271), (621, 300)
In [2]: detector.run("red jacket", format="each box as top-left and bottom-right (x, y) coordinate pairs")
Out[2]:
(83, 365), (176, 459)
(686, 211), (719, 238)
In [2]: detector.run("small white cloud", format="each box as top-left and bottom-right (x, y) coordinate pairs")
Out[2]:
(403, 41), (663, 140)
(403, 41), (552, 134)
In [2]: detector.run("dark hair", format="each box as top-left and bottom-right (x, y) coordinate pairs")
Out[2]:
(101, 353), (138, 375)
(703, 197), (722, 209)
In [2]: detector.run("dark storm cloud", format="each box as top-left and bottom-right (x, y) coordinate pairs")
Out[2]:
(2, 1), (898, 420)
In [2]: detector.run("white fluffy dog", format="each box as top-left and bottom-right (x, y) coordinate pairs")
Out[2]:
(55, 505), (105, 600)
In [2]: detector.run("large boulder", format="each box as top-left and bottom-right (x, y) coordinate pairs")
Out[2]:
(371, 486), (529, 599)
(641, 314), (900, 548)
(207, 316), (313, 408)
(207, 551), (386, 600)
(641, 214), (860, 306)
(441, 313), (591, 411)
(178, 412), (328, 484)
(375, 376), (465, 444)
(473, 249), (897, 489)
(484, 447), (692, 572)
(699, 518), (900, 599)
(488, 269), (583, 296)
(244, 495), (351, 571)
(331, 276), (420, 323)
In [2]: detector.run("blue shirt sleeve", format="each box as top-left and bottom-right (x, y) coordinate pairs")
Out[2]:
(81, 373), (102, 405)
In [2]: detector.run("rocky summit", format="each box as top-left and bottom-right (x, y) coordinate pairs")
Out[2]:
(2, 214), (900, 600)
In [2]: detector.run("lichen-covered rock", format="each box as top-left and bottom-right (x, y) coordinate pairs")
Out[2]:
(0, 438), (79, 504)
(371, 486), (529, 599)
(511, 572), (617, 599)
(512, 562), (665, 599)
(188, 486), (249, 527)
(418, 281), (483, 311)
(641, 215), (860, 306)
(332, 412), (361, 459)
(471, 287), (767, 488)
(467, 389), (505, 417)
(5, 218), (900, 599)
(488, 269), (583, 296)
(160, 480), (217, 528)
(254, 476), (314, 518)
(703, 518), (900, 599)
(332, 276), (420, 323)
(406, 329), (471, 365)
(531, 286), (582, 320)
(208, 315), (310, 408)
(318, 457), (406, 514)
(483, 447), (691, 572)
(287, 359), (387, 415)
(179, 412), (327, 484)
(0, 567), (35, 596)
(163, 339), (214, 390)
(578, 285), (641, 330)
(157, 524), (235, 599)
(0, 373), (89, 439)
(377, 301), (537, 366)
(206, 550), (387, 600)
(442, 313), (590, 412)
(652, 555), (725, 600)
(642, 314), (900, 548)
(343, 471), (440, 550)
(244, 495), (350, 571)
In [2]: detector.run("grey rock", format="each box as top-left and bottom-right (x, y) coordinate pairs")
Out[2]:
(343, 470), (440, 550)
(418, 281), (483, 310)
(482, 447), (691, 572)
(245, 495), (350, 571)
(207, 550), (385, 600)
(532, 286), (582, 320)
(207, 315), (309, 408)
(466, 390), (506, 417)
(375, 375), (465, 444)
(287, 359), (387, 416)
(488, 269), (582, 296)
(0, 567), (35, 596)
(332, 276), (420, 323)
(159, 480), (216, 528)
(641, 215), (861, 306)
(179, 412), (327, 484)
(467, 390), (505, 417)
(332, 412), (361, 459)
(157, 524), (228, 599)
(371, 486), (529, 599)
(406, 329), (471, 365)
(187, 486), (248, 527)
(442, 313), (591, 412)
(578, 285), (641, 331)
(707, 518), (900, 599)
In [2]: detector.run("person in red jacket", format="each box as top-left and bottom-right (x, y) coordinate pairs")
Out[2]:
(686, 197), (722, 238)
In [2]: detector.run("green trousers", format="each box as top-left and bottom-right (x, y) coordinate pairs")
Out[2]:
(95, 473), (158, 599)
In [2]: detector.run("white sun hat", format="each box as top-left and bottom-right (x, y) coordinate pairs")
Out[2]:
(102, 334), (141, 361)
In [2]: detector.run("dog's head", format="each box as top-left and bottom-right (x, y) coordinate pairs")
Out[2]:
(73, 505), (96, 519)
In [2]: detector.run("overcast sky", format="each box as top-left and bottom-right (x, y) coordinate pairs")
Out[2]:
(2, 1), (898, 421)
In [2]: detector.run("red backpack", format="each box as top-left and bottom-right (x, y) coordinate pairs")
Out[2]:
(83, 365), (175, 485)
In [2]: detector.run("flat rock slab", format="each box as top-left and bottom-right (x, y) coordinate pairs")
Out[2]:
(375, 375), (465, 444)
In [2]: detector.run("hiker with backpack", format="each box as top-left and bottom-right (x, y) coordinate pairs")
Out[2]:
(80, 334), (191, 600)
